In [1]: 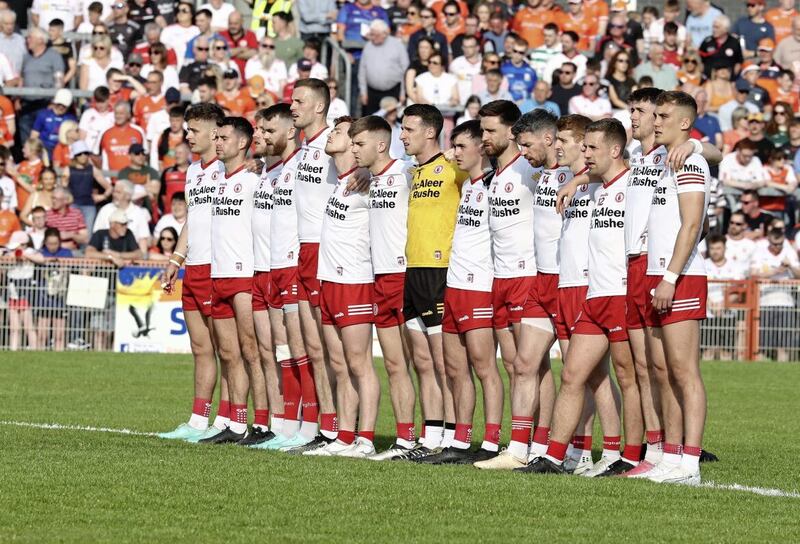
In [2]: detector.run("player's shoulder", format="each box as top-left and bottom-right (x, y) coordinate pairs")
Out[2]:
(677, 152), (710, 175)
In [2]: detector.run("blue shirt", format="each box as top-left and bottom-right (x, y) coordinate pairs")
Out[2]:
(694, 113), (721, 144)
(32, 108), (77, 153)
(501, 61), (537, 102)
(40, 247), (73, 258)
(519, 99), (560, 117)
(731, 17), (774, 52)
(184, 32), (224, 60)
(337, 3), (389, 59)
(686, 6), (723, 48)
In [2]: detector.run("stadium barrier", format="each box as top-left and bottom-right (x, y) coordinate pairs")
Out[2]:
(1, 257), (798, 360)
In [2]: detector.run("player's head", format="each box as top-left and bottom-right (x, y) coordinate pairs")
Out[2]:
(583, 118), (627, 177)
(654, 90), (697, 146)
(290, 78), (330, 130)
(511, 109), (558, 168)
(555, 114), (592, 167)
(325, 116), (354, 156)
(706, 232), (726, 262)
(628, 86), (663, 141)
(215, 116), (254, 162)
(253, 107), (271, 156)
(400, 104), (444, 157)
(451, 120), (484, 173)
(478, 100), (521, 158)
(349, 115), (392, 169)
(184, 102), (225, 155)
(260, 103), (295, 157)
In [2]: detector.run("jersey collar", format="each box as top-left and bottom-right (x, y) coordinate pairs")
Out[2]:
(603, 167), (629, 189)
(200, 157), (219, 170)
(337, 166), (358, 181)
(417, 152), (443, 167)
(224, 163), (247, 179)
(374, 158), (397, 176)
(305, 126), (328, 145)
(496, 152), (521, 175)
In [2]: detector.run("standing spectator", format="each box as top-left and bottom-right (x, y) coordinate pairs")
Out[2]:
(752, 38), (782, 102)
(543, 31), (586, 85)
(733, 0), (774, 59)
(45, 187), (89, 250)
(558, 0), (599, 52)
(19, 167), (57, 224)
(745, 112), (777, 163)
(273, 13), (304, 68)
(30, 89), (75, 162)
(699, 16), (744, 78)
(765, 0), (798, 44)
(287, 39), (329, 82)
(408, 7), (448, 63)
(12, 137), (47, 209)
(47, 18), (76, 86)
(160, 143), (190, 213)
(450, 15), (480, 59)
(198, 0), (236, 32)
(477, 68), (513, 103)
(719, 139), (767, 192)
(774, 17), (800, 78)
(142, 43), (180, 94)
(216, 70), (257, 117)
(133, 71), (166, 132)
(660, 22), (684, 68)
(518, 80), (560, 116)
(32, 227), (73, 351)
(128, 0), (164, 29)
(0, 203), (20, 246)
(325, 78), (350, 125)
(160, 2), (199, 68)
(529, 23), (561, 81)
(767, 102), (792, 147)
(244, 36), (288, 99)
(297, 0), (338, 42)
(449, 35), (483, 106)
(4, 232), (39, 350)
(78, 87), (115, 156)
(725, 210), (756, 272)
(677, 51), (704, 89)
(509, 0), (561, 51)
(119, 144), (159, 187)
(25, 206), (48, 249)
(413, 52), (458, 107)
(0, 9), (26, 74)
(76, 1), (106, 34)
(64, 141), (110, 232)
(209, 37), (241, 78)
(605, 50), (635, 111)
(703, 233), (746, 360)
(359, 20), (409, 114)
(436, 1), (465, 45)
(79, 34), (122, 91)
(52, 121), (79, 173)
(568, 73), (611, 121)
(703, 65), (735, 114)
(482, 12), (508, 54)
(19, 28), (65, 144)
(762, 149), (797, 226)
(152, 192), (186, 239)
(30, 0), (81, 32)
(93, 181), (151, 254)
(633, 43), (678, 90)
(219, 11), (258, 77)
(595, 11), (638, 67)
(686, 0), (723, 49)
(179, 37), (213, 93)
(108, 1), (142, 57)
(99, 102), (146, 174)
(501, 36), (537, 103)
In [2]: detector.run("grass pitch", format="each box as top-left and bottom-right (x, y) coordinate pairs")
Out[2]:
(1, 352), (799, 543)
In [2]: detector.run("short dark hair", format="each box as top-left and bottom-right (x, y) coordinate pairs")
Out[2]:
(742, 188), (760, 202)
(585, 118), (627, 150)
(478, 100), (521, 127)
(333, 115), (355, 127)
(93, 86), (110, 103)
(198, 76), (217, 90)
(511, 108), (558, 138)
(706, 232), (726, 246)
(556, 114), (592, 141)
(403, 103), (444, 138)
(293, 78), (331, 114)
(196, 8), (212, 18)
(563, 30), (579, 43)
(44, 227), (60, 241)
(88, 2), (103, 13)
(655, 90), (698, 122)
(273, 11), (293, 23)
(31, 206), (46, 215)
(629, 86), (664, 105)
(184, 102), (224, 124)
(543, 22), (559, 33)
(218, 116), (255, 147)
(261, 102), (293, 123)
(168, 105), (185, 118)
(348, 115), (392, 139)
(451, 119), (482, 145)
(304, 37), (322, 53)
(730, 210), (746, 222)
(664, 21), (678, 34)
(485, 68), (503, 78)
(171, 191), (186, 202)
(734, 138), (758, 152)
(49, 18), (64, 28)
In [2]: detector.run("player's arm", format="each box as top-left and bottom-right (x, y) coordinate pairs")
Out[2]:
(345, 167), (371, 193)
(163, 222), (189, 290)
(652, 190), (706, 312)
(555, 172), (601, 214)
(666, 139), (722, 170)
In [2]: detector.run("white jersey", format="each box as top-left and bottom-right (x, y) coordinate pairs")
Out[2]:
(211, 165), (259, 278)
(253, 160), (279, 272)
(318, 167), (373, 284)
(447, 173), (494, 292)
(626, 144), (667, 256)
(559, 171), (599, 288)
(725, 235), (755, 275)
(368, 158), (412, 274)
(647, 153), (710, 277)
(533, 164), (570, 274)
(705, 257), (745, 305)
(295, 126), (338, 243)
(184, 158), (224, 266)
(587, 169), (629, 299)
(270, 148), (302, 269)
(488, 153), (539, 278)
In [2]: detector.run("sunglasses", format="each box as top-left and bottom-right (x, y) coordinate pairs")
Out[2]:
(774, 110), (787, 115)
(93, 46), (107, 50)
(746, 3), (758, 6)
(260, 43), (275, 49)
(584, 81), (598, 86)
(485, 59), (500, 64)
(729, 221), (746, 226)
(257, 101), (270, 106)
(617, 58), (629, 63)
(429, 60), (442, 65)
(214, 45), (227, 50)
(513, 49), (527, 54)
(113, 2), (125, 8)
(422, 14), (435, 19)
(684, 58), (697, 64)
(610, 24), (625, 29)
(161, 237), (175, 241)
(128, 62), (142, 67)
(445, 11), (458, 15)
(196, 46), (209, 51)
(740, 199), (755, 204)
(408, 10), (418, 15)
(93, 30), (108, 35)
(0, 162), (6, 167)
(178, 7), (191, 13)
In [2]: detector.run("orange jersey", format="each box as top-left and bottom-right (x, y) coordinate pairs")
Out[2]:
(133, 95), (166, 131)
(430, 0), (469, 24)
(775, 88), (800, 113)
(52, 143), (70, 170)
(511, 6), (563, 49)
(765, 8), (797, 43)
(16, 159), (43, 209)
(583, 0), (609, 29)
(215, 89), (257, 117)
(557, 11), (599, 51)
(0, 96), (14, 147)
(436, 19), (466, 44)
(109, 87), (133, 109)
(159, 131), (186, 169)
(0, 209), (20, 245)
(100, 124), (145, 173)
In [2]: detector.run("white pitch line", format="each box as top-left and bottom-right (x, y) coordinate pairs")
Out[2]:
(0, 420), (157, 437)
(701, 481), (800, 499)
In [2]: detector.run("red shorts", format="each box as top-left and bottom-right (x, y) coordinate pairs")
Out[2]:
(524, 272), (559, 320)
(626, 254), (649, 330)
(182, 264), (213, 317)
(645, 274), (708, 327)
(320, 281), (375, 327)
(572, 295), (629, 342)
(555, 285), (588, 340)
(298, 243), (321, 307)
(374, 272), (405, 329)
(211, 277), (253, 320)
(8, 298), (30, 310)
(492, 276), (534, 329)
(270, 267), (303, 309)
(252, 271), (271, 312)
(442, 287), (494, 334)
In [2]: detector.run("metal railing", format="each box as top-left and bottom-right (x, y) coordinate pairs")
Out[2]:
(322, 37), (352, 113)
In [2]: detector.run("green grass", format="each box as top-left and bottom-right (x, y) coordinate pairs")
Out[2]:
(1, 353), (799, 543)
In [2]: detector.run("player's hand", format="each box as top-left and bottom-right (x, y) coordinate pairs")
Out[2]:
(246, 157), (264, 174)
(652, 280), (675, 313)
(556, 182), (577, 215)
(442, 147), (455, 162)
(162, 263), (179, 292)
(667, 140), (694, 171)
(346, 168), (371, 193)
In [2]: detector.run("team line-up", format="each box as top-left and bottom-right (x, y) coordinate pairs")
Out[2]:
(158, 77), (719, 486)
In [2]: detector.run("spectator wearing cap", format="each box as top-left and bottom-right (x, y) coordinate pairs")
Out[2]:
(766, 0), (798, 44)
(698, 16), (743, 78)
(45, 187), (89, 250)
(198, 0), (236, 32)
(85, 208), (143, 266)
(744, 112), (777, 163)
(19, 27), (65, 144)
(119, 144), (159, 188)
(0, 9), (27, 75)
(751, 38), (784, 103)
(30, 89), (77, 160)
(185, 9), (224, 63)
(99, 102), (146, 174)
(273, 12), (305, 68)
(179, 37), (214, 93)
(217, 69), (257, 117)
(160, 2), (199, 69)
(245, 35), (288, 98)
(288, 39), (329, 82)
(686, 0), (723, 49)
(94, 180), (151, 254)
(142, 42), (180, 93)
(283, 59), (314, 103)
(219, 11), (258, 77)
(544, 31), (587, 86)
(64, 140), (110, 231)
(733, 0), (775, 59)
(358, 19), (409, 115)
(297, 0), (338, 43)
(739, 64), (771, 110)
(108, 1), (142, 57)
(774, 16), (800, 75)
(718, 79), (761, 132)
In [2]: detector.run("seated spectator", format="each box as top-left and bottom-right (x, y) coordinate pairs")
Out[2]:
(699, 16), (743, 77)
(199, 0), (236, 32)
(568, 73), (611, 121)
(788, 117), (800, 157)
(477, 68), (512, 104)
(64, 141), (111, 232)
(739, 64), (771, 111)
(456, 95), (481, 125)
(19, 167), (57, 225)
(218, 11), (257, 75)
(677, 52), (704, 89)
(94, 180), (152, 255)
(287, 39), (329, 82)
(0, 151), (17, 211)
(78, 86), (115, 156)
(217, 69), (256, 118)
(661, 21), (683, 68)
(703, 233), (747, 361)
(725, 211), (756, 273)
(79, 34), (123, 91)
(761, 149), (798, 228)
(179, 37), (213, 93)
(766, 101), (792, 148)
(702, 65), (735, 114)
(85, 209), (144, 266)
(774, 70), (800, 114)
(244, 35), (288, 99)
(528, 23), (562, 81)
(148, 225), (179, 261)
(142, 42), (181, 93)
(77, 24), (125, 66)
(718, 80), (760, 133)
(119, 144), (159, 187)
(52, 120), (79, 174)
(519, 80), (560, 117)
(739, 189), (774, 239)
(326, 79), (350, 127)
(24, 206), (48, 249)
(722, 107), (753, 154)
(153, 192), (187, 239)
(605, 50), (635, 112)
(744, 112), (777, 163)
(719, 139), (767, 192)
(543, 31), (587, 85)
(0, 204), (21, 247)
(10, 137), (47, 209)
(549, 62), (581, 115)
(45, 187), (89, 250)
(405, 37), (436, 99)
(160, 143), (190, 212)
(209, 36), (241, 78)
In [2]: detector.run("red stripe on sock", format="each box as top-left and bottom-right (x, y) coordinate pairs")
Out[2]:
(663, 442), (683, 455)
(396, 422), (415, 442)
(484, 423), (501, 445)
(546, 440), (569, 462)
(231, 404), (247, 424)
(280, 359), (301, 421)
(572, 435), (592, 450)
(254, 409), (269, 426)
(622, 444), (642, 463)
(338, 429), (355, 445)
(192, 398), (211, 418)
(358, 430), (375, 442)
(532, 426), (550, 445)
(217, 400), (231, 419)
(296, 357), (319, 423)
(646, 430), (665, 444)
(683, 445), (702, 457)
(603, 435), (621, 451)
(454, 423), (473, 444)
(510, 415), (533, 444)
(320, 413), (338, 433)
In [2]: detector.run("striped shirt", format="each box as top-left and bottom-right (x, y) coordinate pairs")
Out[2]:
(46, 206), (87, 244)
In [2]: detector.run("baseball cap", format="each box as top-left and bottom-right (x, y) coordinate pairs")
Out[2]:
(568, 0), (583, 4)
(109, 209), (129, 224)
(735, 79), (751, 92)
(223, 68), (239, 79)
(6, 231), (29, 250)
(128, 53), (144, 65)
(610, 0), (627, 11)
(165, 87), (181, 103)
(53, 88), (73, 107)
(747, 112), (765, 122)
(297, 58), (313, 72)
(129, 143), (145, 154)
(741, 63), (760, 75)
(70, 140), (91, 158)
(758, 38), (775, 51)
(379, 96), (399, 114)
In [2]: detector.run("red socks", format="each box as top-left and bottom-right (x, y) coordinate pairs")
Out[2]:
(338, 429), (355, 444)
(484, 423), (501, 447)
(683, 445), (701, 457)
(254, 409), (269, 427)
(358, 430), (375, 443)
(532, 426), (550, 446)
(646, 430), (665, 445)
(280, 359), (302, 421)
(320, 413), (338, 434)
(510, 415), (533, 444)
(296, 356), (319, 422)
(603, 435), (621, 452)
(622, 444), (642, 464)
(396, 422), (415, 443)
(192, 397), (211, 418)
(217, 399), (231, 419)
(572, 435), (592, 451)
(546, 440), (569, 462)
(454, 423), (472, 447)
(231, 404), (247, 424)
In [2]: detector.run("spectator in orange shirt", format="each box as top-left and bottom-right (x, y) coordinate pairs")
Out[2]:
(0, 206), (20, 246)
(511, 0), (563, 51)
(105, 68), (146, 108)
(52, 120), (79, 173)
(0, 94), (15, 148)
(217, 68), (257, 117)
(133, 70), (166, 133)
(765, 0), (798, 43)
(156, 107), (188, 171)
(583, 0), (610, 38)
(436, 1), (466, 44)
(12, 137), (48, 211)
(558, 0), (599, 52)
(99, 102), (146, 174)
(762, 148), (797, 223)
(775, 69), (800, 114)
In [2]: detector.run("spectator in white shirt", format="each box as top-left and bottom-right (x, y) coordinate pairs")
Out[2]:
(725, 210), (757, 273)
(245, 36), (288, 97)
(153, 192), (187, 240)
(30, 0), (81, 32)
(198, 0), (236, 32)
(413, 52), (459, 107)
(719, 139), (767, 191)
(703, 233), (747, 360)
(449, 35), (483, 106)
(568, 73), (611, 121)
(93, 180), (152, 255)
